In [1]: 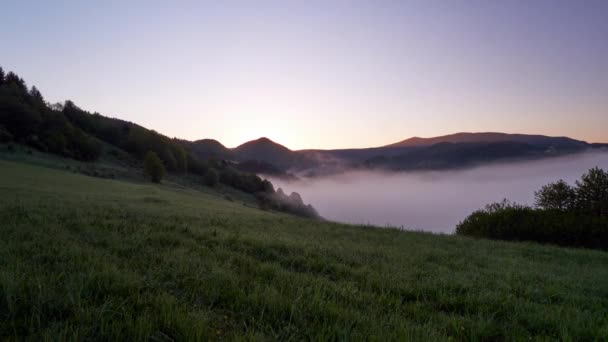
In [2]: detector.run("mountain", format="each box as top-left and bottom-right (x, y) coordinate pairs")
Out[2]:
(367, 141), (553, 171)
(233, 137), (314, 170)
(181, 139), (233, 160)
(225, 133), (595, 176)
(385, 132), (588, 148)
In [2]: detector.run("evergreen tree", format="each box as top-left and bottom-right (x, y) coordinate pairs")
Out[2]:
(29, 86), (44, 103)
(5, 72), (26, 91)
(0, 66), (5, 85)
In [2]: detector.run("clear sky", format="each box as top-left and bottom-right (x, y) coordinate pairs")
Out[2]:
(1, 0), (607, 149)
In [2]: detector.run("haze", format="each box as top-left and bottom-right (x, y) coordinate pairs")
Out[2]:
(269, 152), (608, 233)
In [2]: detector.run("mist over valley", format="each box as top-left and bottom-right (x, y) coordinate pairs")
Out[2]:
(269, 151), (608, 233)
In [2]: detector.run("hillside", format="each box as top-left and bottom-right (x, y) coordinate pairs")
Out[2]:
(364, 141), (576, 171)
(384, 132), (588, 148)
(0, 66), (321, 218)
(293, 133), (592, 175)
(1, 158), (607, 340)
(233, 137), (302, 168)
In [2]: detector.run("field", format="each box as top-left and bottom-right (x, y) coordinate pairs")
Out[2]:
(1, 159), (608, 340)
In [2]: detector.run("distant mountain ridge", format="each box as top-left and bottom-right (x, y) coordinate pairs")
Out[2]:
(385, 132), (587, 148)
(183, 132), (600, 178)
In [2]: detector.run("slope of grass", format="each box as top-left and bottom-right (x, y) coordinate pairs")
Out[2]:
(1, 159), (607, 340)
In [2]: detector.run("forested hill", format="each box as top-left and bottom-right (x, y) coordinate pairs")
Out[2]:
(0, 66), (318, 219)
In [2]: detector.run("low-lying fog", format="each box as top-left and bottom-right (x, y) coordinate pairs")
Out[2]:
(268, 152), (608, 233)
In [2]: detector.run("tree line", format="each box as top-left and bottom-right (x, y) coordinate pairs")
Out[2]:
(456, 167), (608, 249)
(0, 67), (102, 160)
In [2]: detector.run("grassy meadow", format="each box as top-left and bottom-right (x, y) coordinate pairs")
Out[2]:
(1, 158), (608, 340)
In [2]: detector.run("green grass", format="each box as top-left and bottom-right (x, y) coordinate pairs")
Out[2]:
(1, 159), (608, 341)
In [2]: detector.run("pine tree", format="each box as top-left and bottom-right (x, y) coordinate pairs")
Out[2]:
(5, 72), (26, 90)
(0, 66), (5, 85)
(30, 86), (46, 108)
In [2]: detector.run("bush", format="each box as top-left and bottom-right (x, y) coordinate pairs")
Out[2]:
(456, 205), (608, 250)
(143, 151), (166, 183)
(457, 168), (608, 250)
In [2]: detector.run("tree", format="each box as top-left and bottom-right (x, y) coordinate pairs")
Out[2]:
(0, 66), (5, 85)
(144, 151), (166, 183)
(575, 167), (608, 216)
(29, 86), (45, 107)
(534, 179), (576, 211)
(173, 145), (188, 173)
(5, 72), (27, 91)
(203, 168), (219, 187)
(262, 179), (274, 193)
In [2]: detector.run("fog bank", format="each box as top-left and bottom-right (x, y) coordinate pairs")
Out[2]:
(268, 152), (608, 233)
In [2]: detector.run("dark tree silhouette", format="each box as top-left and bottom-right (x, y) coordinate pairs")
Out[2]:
(575, 167), (608, 217)
(534, 180), (576, 210)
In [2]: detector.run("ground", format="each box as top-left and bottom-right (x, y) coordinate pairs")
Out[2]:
(1, 157), (607, 340)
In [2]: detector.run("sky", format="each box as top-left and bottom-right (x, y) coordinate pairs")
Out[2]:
(1, 0), (607, 149)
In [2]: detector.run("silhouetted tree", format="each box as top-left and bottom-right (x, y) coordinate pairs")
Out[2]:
(262, 179), (274, 193)
(29, 86), (43, 102)
(0, 66), (5, 85)
(144, 151), (166, 183)
(575, 167), (608, 217)
(4, 72), (26, 92)
(534, 179), (576, 211)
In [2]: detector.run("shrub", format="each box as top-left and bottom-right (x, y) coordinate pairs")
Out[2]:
(143, 151), (166, 183)
(457, 168), (608, 250)
(456, 206), (608, 250)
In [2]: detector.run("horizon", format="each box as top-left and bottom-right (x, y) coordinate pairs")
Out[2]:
(215, 131), (605, 151)
(2, 1), (607, 149)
